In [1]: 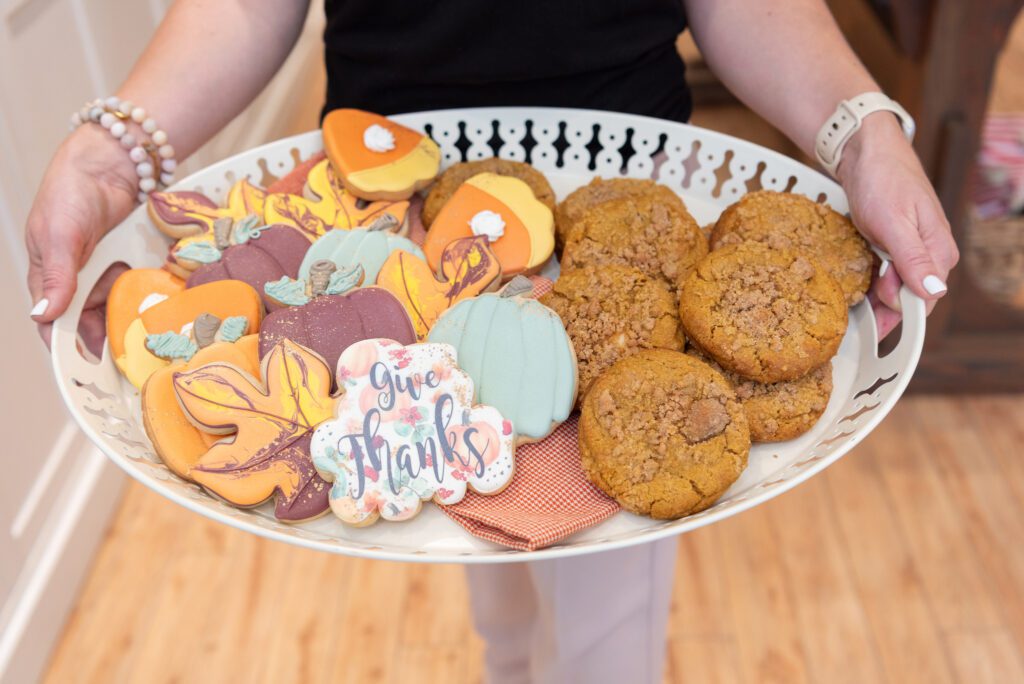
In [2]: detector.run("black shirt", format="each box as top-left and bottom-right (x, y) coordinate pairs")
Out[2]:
(323, 0), (691, 122)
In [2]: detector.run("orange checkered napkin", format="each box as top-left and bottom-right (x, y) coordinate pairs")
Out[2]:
(439, 416), (621, 551)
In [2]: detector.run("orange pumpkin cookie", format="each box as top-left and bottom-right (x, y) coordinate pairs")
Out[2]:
(376, 235), (502, 340)
(106, 268), (186, 362)
(173, 339), (336, 522)
(262, 158), (410, 239)
(422, 173), (554, 279)
(113, 279), (263, 389)
(142, 334), (260, 479)
(323, 109), (441, 201)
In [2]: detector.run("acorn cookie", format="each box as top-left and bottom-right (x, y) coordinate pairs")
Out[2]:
(687, 348), (833, 443)
(423, 158), (556, 228)
(579, 350), (750, 519)
(561, 194), (707, 290)
(678, 243), (847, 384)
(555, 177), (688, 251)
(710, 190), (873, 305)
(540, 264), (683, 398)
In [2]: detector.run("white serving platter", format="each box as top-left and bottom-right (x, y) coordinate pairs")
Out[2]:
(51, 107), (925, 563)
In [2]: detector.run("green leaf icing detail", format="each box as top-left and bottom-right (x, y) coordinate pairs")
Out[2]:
(174, 242), (222, 264)
(146, 332), (197, 361)
(324, 264), (365, 295)
(218, 316), (248, 342)
(232, 214), (270, 244)
(264, 276), (309, 307)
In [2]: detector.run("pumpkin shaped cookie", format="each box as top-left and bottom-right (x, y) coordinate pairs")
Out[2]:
(428, 277), (577, 442)
(377, 235), (502, 340)
(260, 261), (416, 375)
(185, 221), (312, 311)
(298, 220), (424, 284)
(423, 173), (554, 280)
(323, 109), (441, 201)
(112, 279), (263, 388)
(142, 334), (261, 479)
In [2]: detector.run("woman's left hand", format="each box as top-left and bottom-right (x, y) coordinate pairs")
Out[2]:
(837, 115), (960, 339)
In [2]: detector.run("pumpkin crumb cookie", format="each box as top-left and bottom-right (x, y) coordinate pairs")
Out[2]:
(555, 177), (687, 252)
(422, 157), (556, 227)
(579, 350), (750, 519)
(540, 264), (682, 398)
(710, 190), (873, 305)
(561, 194), (708, 290)
(679, 243), (847, 384)
(687, 348), (833, 443)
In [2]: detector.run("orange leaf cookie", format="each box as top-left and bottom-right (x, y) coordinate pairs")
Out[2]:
(142, 334), (260, 479)
(262, 158), (410, 239)
(112, 279), (263, 389)
(322, 109), (441, 201)
(173, 339), (336, 521)
(422, 173), (554, 279)
(376, 235), (502, 340)
(106, 268), (186, 362)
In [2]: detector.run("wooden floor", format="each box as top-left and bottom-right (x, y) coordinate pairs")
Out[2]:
(42, 395), (1024, 683)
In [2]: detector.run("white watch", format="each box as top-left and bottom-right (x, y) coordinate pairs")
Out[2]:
(814, 92), (915, 177)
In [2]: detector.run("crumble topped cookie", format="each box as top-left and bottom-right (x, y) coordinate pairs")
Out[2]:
(687, 348), (833, 443)
(710, 190), (873, 305)
(555, 177), (688, 252)
(540, 264), (682, 399)
(579, 350), (750, 519)
(422, 157), (556, 228)
(678, 243), (847, 383)
(561, 194), (708, 290)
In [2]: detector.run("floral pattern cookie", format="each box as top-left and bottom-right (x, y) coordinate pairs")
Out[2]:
(311, 338), (516, 526)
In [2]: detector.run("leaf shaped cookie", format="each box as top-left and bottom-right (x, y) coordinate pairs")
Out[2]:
(173, 339), (337, 521)
(376, 235), (502, 340)
(263, 159), (410, 239)
(148, 178), (267, 240)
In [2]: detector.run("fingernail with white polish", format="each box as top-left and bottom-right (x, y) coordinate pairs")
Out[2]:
(879, 259), (890, 278)
(922, 275), (947, 296)
(30, 298), (49, 317)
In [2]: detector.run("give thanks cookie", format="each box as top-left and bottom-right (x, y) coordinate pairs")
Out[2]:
(311, 338), (516, 526)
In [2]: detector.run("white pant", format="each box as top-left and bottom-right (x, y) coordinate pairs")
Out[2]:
(466, 538), (678, 684)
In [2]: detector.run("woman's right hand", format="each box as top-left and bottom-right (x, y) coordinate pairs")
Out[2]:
(26, 124), (140, 347)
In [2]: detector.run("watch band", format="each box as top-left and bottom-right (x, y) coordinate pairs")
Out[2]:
(814, 92), (916, 177)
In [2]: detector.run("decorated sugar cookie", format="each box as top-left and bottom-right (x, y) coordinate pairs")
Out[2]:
(107, 268), (186, 364)
(185, 221), (312, 310)
(428, 277), (577, 442)
(173, 340), (336, 522)
(113, 279), (263, 388)
(148, 178), (267, 240)
(376, 235), (502, 340)
(263, 158), (410, 239)
(423, 173), (554, 279)
(142, 334), (260, 479)
(311, 338), (516, 526)
(297, 219), (424, 284)
(260, 261), (416, 375)
(322, 109), (441, 201)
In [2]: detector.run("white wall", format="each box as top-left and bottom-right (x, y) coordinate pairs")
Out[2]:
(0, 0), (325, 681)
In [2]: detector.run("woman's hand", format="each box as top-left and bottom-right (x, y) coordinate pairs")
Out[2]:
(837, 115), (960, 339)
(26, 124), (139, 347)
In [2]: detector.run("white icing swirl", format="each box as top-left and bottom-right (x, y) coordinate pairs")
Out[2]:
(138, 292), (169, 314)
(469, 210), (506, 242)
(363, 124), (396, 153)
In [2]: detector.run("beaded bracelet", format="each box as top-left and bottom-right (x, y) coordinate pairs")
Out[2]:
(70, 96), (178, 203)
